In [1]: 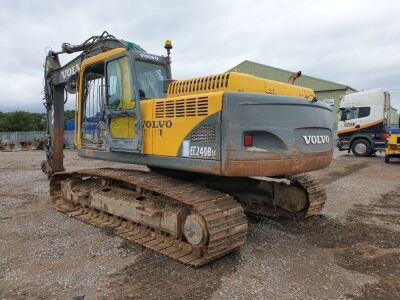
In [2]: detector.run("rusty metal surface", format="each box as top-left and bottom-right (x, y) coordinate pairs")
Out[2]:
(222, 149), (333, 177)
(220, 92), (333, 177)
(240, 174), (326, 219)
(199, 174), (326, 219)
(80, 147), (333, 178)
(51, 127), (65, 173)
(50, 168), (248, 266)
(60, 179), (189, 237)
(287, 174), (327, 218)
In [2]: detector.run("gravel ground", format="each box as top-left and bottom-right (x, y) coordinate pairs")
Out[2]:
(0, 150), (399, 299)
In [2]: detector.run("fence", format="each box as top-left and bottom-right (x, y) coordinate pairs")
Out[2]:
(64, 130), (98, 148)
(0, 130), (100, 149)
(0, 131), (46, 142)
(0, 131), (76, 148)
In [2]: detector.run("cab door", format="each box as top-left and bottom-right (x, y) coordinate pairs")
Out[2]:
(105, 55), (142, 152)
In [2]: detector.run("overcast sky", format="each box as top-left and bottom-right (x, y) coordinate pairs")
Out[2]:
(1, 0), (400, 112)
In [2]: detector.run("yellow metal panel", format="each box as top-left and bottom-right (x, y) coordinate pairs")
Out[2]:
(117, 56), (134, 109)
(109, 116), (138, 139)
(80, 48), (126, 69)
(167, 72), (315, 101)
(263, 78), (315, 100)
(385, 134), (400, 155)
(108, 56), (136, 139)
(140, 100), (154, 154)
(227, 72), (265, 93)
(152, 91), (223, 157)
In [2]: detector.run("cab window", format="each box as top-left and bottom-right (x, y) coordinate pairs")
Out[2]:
(340, 106), (371, 121)
(135, 60), (168, 99)
(107, 56), (135, 109)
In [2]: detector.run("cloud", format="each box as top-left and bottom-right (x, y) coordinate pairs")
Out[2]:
(0, 0), (399, 112)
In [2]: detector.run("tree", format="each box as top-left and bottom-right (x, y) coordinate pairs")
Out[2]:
(64, 110), (75, 121)
(0, 110), (76, 132)
(0, 112), (46, 132)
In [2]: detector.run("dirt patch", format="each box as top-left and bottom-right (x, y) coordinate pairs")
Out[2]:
(262, 186), (400, 299)
(334, 244), (400, 277)
(268, 215), (400, 249)
(319, 161), (369, 185)
(118, 240), (140, 253)
(100, 226), (118, 237)
(106, 251), (239, 300)
(352, 187), (400, 226)
(347, 278), (400, 300)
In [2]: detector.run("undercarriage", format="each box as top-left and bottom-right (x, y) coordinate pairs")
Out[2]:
(50, 168), (325, 266)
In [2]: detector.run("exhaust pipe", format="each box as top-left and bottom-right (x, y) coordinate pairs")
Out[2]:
(288, 71), (302, 84)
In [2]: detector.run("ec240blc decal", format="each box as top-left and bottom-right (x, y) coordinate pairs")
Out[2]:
(189, 146), (216, 158)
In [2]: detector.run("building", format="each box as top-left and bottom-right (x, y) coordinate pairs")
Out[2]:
(229, 60), (356, 128)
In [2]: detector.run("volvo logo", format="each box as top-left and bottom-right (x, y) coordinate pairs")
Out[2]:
(302, 135), (330, 145)
(139, 53), (159, 61)
(142, 120), (172, 128)
(61, 63), (80, 80)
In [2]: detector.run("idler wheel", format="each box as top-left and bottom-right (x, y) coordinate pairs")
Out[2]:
(183, 214), (208, 246)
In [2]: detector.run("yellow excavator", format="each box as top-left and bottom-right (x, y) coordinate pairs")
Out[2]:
(42, 32), (333, 266)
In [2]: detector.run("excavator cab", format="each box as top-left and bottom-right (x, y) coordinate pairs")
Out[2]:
(75, 48), (171, 153)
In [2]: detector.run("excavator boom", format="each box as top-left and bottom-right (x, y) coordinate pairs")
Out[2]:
(42, 32), (146, 176)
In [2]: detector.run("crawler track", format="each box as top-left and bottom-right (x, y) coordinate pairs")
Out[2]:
(50, 168), (248, 266)
(287, 174), (327, 218)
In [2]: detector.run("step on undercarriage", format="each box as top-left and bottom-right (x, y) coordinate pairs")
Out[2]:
(50, 168), (325, 266)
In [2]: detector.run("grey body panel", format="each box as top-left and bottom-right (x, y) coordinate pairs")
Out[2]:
(221, 92), (332, 156)
(219, 92), (333, 176)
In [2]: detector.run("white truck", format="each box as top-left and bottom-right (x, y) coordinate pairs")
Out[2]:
(336, 89), (391, 156)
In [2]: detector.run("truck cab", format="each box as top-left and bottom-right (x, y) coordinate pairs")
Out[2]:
(337, 90), (390, 156)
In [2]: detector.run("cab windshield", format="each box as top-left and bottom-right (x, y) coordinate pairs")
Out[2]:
(135, 60), (168, 99)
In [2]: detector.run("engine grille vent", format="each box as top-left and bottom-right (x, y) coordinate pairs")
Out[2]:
(168, 73), (230, 97)
(191, 124), (216, 143)
(155, 96), (209, 118)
